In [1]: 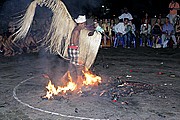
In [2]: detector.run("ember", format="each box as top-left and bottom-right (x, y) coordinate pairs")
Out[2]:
(97, 78), (155, 102)
(42, 70), (155, 103)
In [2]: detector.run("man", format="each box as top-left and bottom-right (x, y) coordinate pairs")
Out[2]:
(118, 7), (133, 22)
(67, 15), (86, 84)
(161, 17), (177, 48)
(113, 18), (133, 48)
(12, 0), (102, 87)
(167, 0), (179, 25)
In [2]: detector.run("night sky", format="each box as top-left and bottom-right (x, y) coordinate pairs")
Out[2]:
(0, 0), (172, 18)
(0, 0), (174, 33)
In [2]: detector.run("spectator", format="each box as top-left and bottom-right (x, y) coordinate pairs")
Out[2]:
(151, 18), (163, 48)
(129, 20), (136, 37)
(99, 19), (103, 27)
(113, 18), (133, 48)
(129, 20), (136, 47)
(101, 19), (111, 46)
(140, 18), (151, 47)
(167, 0), (179, 25)
(94, 21), (104, 34)
(161, 17), (177, 48)
(109, 19), (116, 45)
(0, 34), (3, 53)
(2, 35), (14, 56)
(118, 7), (133, 21)
(24, 33), (39, 53)
(175, 15), (180, 47)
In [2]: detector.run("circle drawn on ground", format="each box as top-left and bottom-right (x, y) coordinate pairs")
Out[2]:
(13, 75), (117, 120)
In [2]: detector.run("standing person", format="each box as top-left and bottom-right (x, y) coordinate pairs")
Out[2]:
(118, 7), (133, 21)
(67, 15), (87, 84)
(167, 0), (179, 25)
(12, 0), (102, 90)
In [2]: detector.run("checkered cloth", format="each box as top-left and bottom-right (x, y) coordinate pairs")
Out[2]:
(68, 48), (80, 65)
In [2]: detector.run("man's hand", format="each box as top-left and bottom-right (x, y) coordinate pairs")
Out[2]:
(88, 31), (94, 36)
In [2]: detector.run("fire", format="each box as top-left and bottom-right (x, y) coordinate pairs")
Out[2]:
(43, 70), (101, 99)
(83, 71), (101, 85)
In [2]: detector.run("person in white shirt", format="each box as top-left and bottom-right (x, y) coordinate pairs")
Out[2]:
(113, 18), (133, 48)
(118, 7), (133, 21)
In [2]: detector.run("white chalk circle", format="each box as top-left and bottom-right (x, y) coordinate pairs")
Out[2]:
(13, 75), (119, 120)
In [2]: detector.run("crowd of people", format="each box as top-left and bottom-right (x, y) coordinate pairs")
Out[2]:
(0, 19), (50, 56)
(0, 0), (180, 57)
(93, 0), (180, 49)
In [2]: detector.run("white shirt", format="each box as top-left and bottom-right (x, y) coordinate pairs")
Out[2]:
(113, 22), (127, 35)
(118, 13), (133, 21)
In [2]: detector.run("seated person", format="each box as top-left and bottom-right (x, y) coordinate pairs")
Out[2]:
(128, 20), (136, 47)
(175, 15), (180, 48)
(161, 17), (177, 48)
(24, 33), (39, 53)
(113, 18), (133, 48)
(93, 21), (106, 47)
(140, 19), (151, 47)
(1, 35), (14, 56)
(101, 19), (111, 46)
(151, 18), (162, 48)
(0, 34), (4, 53)
(94, 21), (104, 34)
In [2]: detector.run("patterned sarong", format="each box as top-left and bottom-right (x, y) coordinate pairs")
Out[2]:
(68, 48), (79, 65)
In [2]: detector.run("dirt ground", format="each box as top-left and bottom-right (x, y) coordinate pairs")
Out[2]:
(0, 47), (180, 120)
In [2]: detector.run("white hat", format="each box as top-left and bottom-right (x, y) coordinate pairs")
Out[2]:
(75, 15), (86, 23)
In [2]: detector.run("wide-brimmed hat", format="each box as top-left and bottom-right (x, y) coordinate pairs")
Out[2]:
(75, 15), (86, 23)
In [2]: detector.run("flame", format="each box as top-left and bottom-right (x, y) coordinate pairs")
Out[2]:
(83, 71), (101, 86)
(43, 69), (101, 99)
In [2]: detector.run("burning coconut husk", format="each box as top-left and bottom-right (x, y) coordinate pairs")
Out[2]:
(42, 69), (102, 100)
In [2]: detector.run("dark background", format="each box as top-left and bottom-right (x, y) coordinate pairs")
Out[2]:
(0, 0), (171, 18)
(0, 0), (174, 32)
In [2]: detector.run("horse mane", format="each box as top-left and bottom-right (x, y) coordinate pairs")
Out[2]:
(13, 0), (75, 58)
(12, 0), (102, 69)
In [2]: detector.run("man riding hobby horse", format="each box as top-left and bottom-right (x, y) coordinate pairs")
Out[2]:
(12, 0), (102, 84)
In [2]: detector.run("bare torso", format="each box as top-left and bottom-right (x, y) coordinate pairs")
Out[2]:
(70, 26), (81, 46)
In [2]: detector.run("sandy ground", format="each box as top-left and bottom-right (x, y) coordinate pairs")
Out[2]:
(0, 47), (180, 120)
